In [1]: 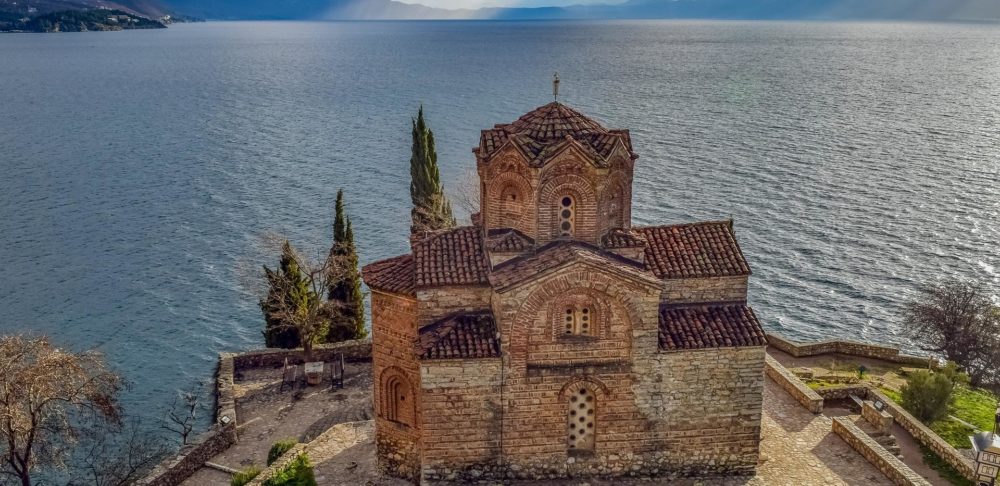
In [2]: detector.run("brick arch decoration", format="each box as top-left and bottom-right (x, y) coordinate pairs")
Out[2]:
(538, 174), (597, 242)
(557, 375), (611, 401)
(601, 172), (631, 230)
(506, 270), (644, 375)
(485, 171), (534, 232)
(378, 366), (416, 427)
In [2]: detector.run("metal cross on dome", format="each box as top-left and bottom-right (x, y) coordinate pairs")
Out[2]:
(553, 72), (560, 101)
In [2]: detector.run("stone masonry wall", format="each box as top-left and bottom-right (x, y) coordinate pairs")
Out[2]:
(868, 388), (976, 480)
(419, 358), (503, 482)
(634, 346), (767, 477)
(662, 276), (748, 305)
(764, 354), (823, 413)
(371, 290), (422, 481)
(136, 424), (236, 486)
(416, 286), (492, 327)
(832, 417), (932, 486)
(766, 333), (932, 366)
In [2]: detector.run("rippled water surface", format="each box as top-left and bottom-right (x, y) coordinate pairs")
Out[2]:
(1, 20), (998, 425)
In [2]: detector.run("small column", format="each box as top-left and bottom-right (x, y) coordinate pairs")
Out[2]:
(862, 400), (894, 435)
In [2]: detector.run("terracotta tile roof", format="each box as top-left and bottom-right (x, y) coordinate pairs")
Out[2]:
(477, 102), (633, 164)
(361, 254), (414, 297)
(417, 312), (501, 360)
(602, 228), (647, 249)
(486, 228), (534, 252)
(635, 221), (751, 279)
(659, 304), (767, 351)
(413, 226), (490, 287)
(490, 240), (658, 292)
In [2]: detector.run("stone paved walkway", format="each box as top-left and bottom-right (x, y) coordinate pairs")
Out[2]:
(756, 379), (894, 486)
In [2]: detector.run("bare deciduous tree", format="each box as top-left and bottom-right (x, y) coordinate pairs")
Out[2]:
(0, 335), (123, 486)
(905, 278), (1000, 388)
(161, 384), (206, 445)
(255, 235), (351, 362)
(71, 417), (169, 486)
(452, 167), (481, 223)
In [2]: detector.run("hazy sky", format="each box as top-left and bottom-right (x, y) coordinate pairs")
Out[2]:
(398, 0), (623, 9)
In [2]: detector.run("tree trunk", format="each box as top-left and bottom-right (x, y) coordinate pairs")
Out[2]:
(303, 341), (313, 363)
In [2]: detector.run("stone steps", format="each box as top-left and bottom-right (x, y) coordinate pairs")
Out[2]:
(852, 415), (905, 461)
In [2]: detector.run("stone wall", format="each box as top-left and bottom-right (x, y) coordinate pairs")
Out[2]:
(862, 400), (894, 435)
(416, 286), (491, 327)
(634, 346), (767, 477)
(766, 333), (932, 366)
(420, 358), (503, 482)
(371, 290), (422, 482)
(245, 443), (308, 486)
(832, 417), (932, 486)
(661, 276), (748, 305)
(136, 424), (237, 486)
(868, 388), (976, 480)
(764, 354), (823, 413)
(230, 338), (373, 371)
(814, 384), (870, 402)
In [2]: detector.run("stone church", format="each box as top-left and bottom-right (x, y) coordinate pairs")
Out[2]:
(362, 100), (768, 483)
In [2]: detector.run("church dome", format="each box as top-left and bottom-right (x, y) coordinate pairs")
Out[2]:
(476, 102), (635, 166)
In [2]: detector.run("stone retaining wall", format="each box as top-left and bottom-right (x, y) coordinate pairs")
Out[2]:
(832, 417), (932, 486)
(139, 339), (373, 486)
(766, 333), (932, 366)
(231, 338), (373, 371)
(868, 388), (977, 480)
(135, 423), (237, 486)
(245, 443), (309, 486)
(764, 354), (823, 413)
(814, 384), (871, 402)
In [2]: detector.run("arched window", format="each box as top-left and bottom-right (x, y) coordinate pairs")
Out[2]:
(382, 373), (413, 426)
(567, 388), (596, 452)
(559, 196), (575, 237)
(563, 306), (591, 336)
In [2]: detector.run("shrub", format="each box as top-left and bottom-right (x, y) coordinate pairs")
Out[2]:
(231, 466), (262, 486)
(267, 438), (298, 466)
(901, 369), (954, 423)
(263, 454), (317, 486)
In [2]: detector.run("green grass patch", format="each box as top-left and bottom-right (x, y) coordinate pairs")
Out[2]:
(919, 444), (974, 486)
(951, 386), (999, 431)
(882, 384), (998, 448)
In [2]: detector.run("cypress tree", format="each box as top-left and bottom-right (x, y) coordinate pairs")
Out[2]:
(261, 241), (306, 348)
(409, 105), (456, 235)
(327, 190), (367, 342)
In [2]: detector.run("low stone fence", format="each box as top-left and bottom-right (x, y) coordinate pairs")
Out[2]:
(765, 333), (933, 367)
(764, 354), (823, 413)
(245, 443), (309, 486)
(814, 384), (870, 402)
(231, 339), (372, 371)
(245, 421), (375, 486)
(868, 388), (977, 480)
(832, 417), (932, 486)
(135, 423), (237, 486)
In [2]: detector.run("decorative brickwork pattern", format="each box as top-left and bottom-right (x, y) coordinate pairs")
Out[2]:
(659, 304), (768, 350)
(364, 101), (768, 484)
(490, 241), (656, 292)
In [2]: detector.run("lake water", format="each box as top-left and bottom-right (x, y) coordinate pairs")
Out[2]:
(1, 20), (998, 430)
